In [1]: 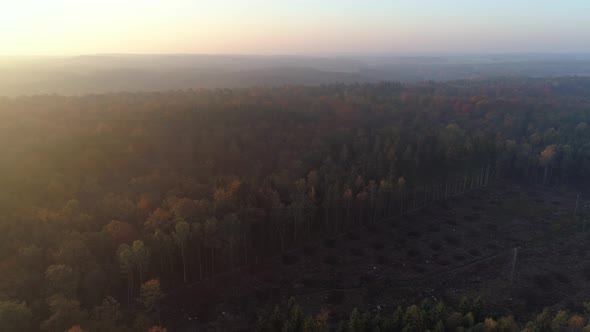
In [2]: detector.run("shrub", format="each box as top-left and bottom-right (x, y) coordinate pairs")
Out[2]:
(463, 312), (475, 328)
(569, 315), (587, 329)
(484, 318), (497, 331)
(446, 312), (464, 331)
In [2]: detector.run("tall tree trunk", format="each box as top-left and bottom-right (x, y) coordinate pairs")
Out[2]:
(370, 190), (375, 223)
(127, 271), (132, 306)
(543, 165), (549, 185)
(181, 246), (187, 283)
(373, 195), (379, 223)
(387, 192), (393, 217)
(479, 167), (484, 187)
(325, 202), (330, 232)
(325, 188), (331, 231)
(211, 247), (215, 277)
(230, 241), (234, 272)
(243, 235), (248, 266)
(293, 215), (298, 245)
(346, 201), (351, 224)
(280, 230), (285, 253)
(359, 203), (364, 226)
(198, 245), (203, 280)
(334, 204), (339, 234)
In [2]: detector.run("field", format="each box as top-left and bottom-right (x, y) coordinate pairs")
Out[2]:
(164, 181), (588, 330)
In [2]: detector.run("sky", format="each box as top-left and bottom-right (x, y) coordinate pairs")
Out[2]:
(1, 0), (589, 56)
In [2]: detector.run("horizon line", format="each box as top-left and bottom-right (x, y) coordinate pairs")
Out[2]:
(2, 51), (590, 58)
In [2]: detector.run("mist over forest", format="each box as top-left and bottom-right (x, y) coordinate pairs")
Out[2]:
(2, 54), (590, 96)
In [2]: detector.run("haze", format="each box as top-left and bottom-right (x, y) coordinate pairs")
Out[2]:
(6, 1), (590, 331)
(2, 0), (590, 55)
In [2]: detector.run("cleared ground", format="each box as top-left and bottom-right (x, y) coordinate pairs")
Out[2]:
(164, 181), (588, 330)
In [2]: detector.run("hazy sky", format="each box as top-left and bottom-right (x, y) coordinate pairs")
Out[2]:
(1, 0), (589, 55)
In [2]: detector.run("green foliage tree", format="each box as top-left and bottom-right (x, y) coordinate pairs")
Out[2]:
(190, 222), (205, 280)
(284, 297), (304, 332)
(221, 213), (240, 271)
(132, 240), (150, 285)
(41, 294), (87, 332)
(173, 220), (191, 283)
(0, 301), (33, 332)
(348, 307), (372, 332)
(90, 296), (122, 332)
(117, 244), (134, 306)
(45, 264), (80, 297)
(204, 217), (219, 277)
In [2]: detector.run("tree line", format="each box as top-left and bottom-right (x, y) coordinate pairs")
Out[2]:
(256, 297), (590, 332)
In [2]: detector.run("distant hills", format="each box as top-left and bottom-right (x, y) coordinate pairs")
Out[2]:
(1, 54), (590, 96)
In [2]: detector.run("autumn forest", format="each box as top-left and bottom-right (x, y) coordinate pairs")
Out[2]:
(1, 77), (590, 331)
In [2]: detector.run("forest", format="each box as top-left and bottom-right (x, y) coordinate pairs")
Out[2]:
(1, 77), (590, 331)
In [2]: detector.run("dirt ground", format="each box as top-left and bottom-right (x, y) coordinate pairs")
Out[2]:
(164, 181), (590, 331)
